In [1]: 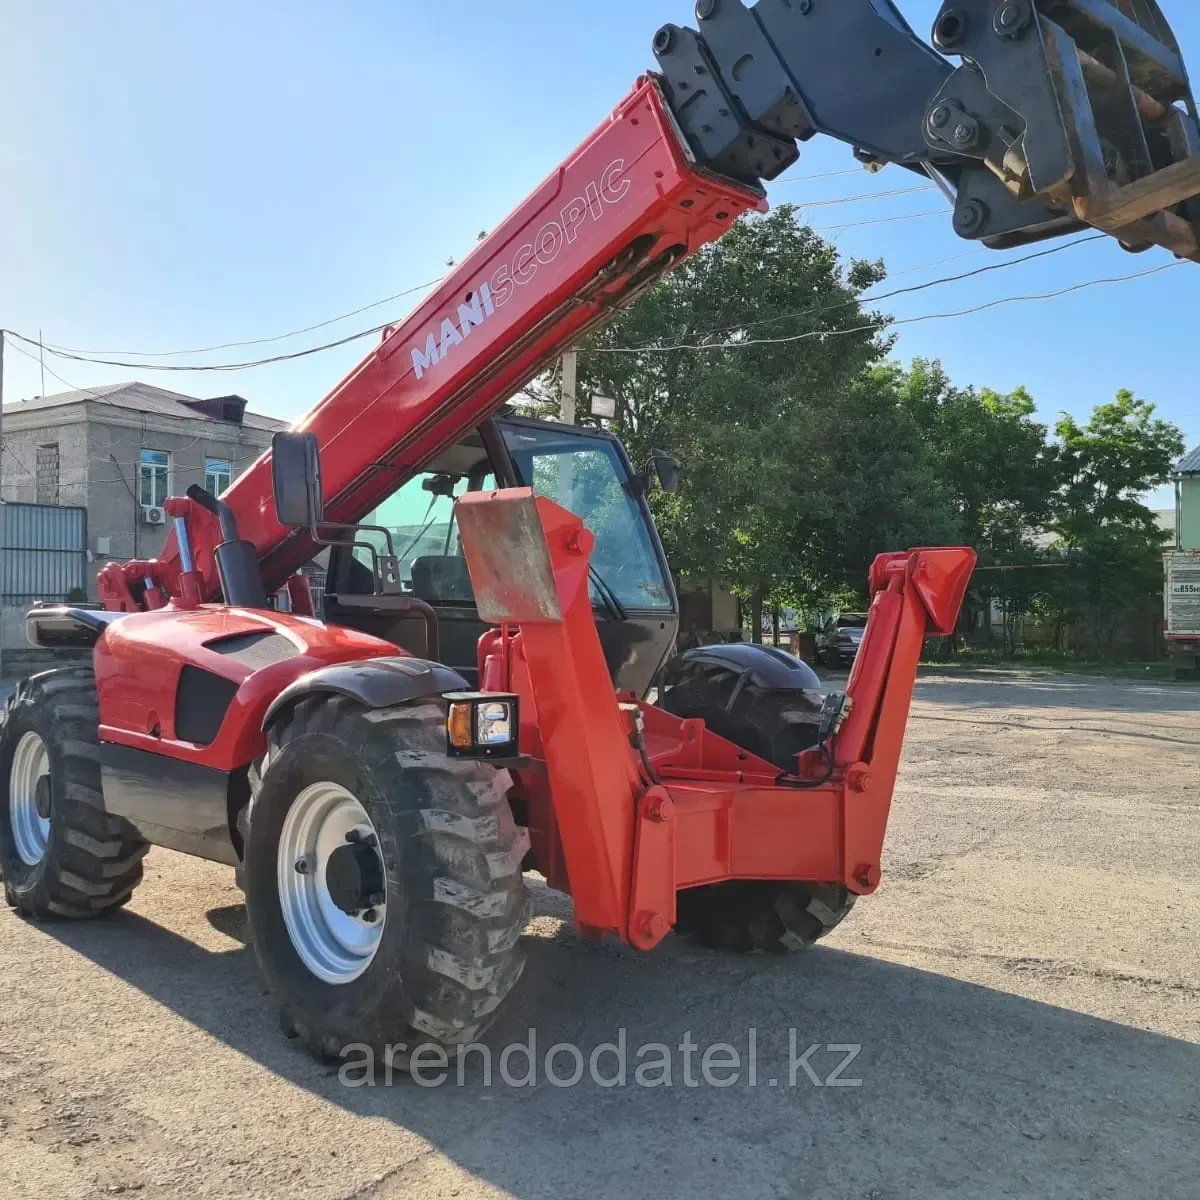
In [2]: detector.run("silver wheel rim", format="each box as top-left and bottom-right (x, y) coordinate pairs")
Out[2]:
(276, 781), (386, 985)
(9, 731), (51, 867)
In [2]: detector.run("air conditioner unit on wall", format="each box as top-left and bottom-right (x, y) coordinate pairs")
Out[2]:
(141, 505), (166, 525)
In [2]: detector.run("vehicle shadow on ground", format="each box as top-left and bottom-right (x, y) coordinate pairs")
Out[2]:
(39, 881), (1200, 1199)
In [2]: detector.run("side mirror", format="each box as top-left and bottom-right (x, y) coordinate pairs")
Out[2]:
(272, 431), (324, 528)
(649, 447), (680, 494)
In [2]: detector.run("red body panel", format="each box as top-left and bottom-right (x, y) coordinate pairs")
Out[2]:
(94, 608), (397, 771)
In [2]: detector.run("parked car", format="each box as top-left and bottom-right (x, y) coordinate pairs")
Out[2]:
(815, 613), (869, 667)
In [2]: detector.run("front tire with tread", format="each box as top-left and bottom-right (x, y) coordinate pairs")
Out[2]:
(0, 668), (147, 919)
(246, 695), (530, 1066)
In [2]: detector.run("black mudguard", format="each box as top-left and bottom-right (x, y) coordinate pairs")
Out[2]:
(262, 655), (469, 730)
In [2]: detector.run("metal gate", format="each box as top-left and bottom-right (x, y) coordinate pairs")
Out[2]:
(1, 503), (88, 603)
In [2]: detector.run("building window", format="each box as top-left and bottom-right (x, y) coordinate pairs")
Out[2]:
(205, 457), (233, 496)
(139, 449), (169, 508)
(36, 443), (60, 506)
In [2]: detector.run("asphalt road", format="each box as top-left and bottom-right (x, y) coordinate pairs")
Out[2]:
(2, 672), (1199, 1199)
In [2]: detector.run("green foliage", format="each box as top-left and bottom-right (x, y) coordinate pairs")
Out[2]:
(952, 391), (1183, 657)
(518, 207), (1182, 654)
(1036, 392), (1184, 653)
(1053, 389), (1183, 540)
(892, 359), (1058, 557)
(572, 205), (968, 634)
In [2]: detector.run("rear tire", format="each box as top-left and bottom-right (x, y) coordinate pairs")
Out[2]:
(660, 666), (855, 953)
(675, 881), (855, 953)
(246, 695), (531, 1066)
(0, 668), (147, 919)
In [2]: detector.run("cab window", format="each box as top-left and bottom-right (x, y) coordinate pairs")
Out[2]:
(348, 471), (494, 603)
(502, 425), (671, 610)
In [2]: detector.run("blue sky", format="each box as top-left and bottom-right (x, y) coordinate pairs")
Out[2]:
(2, 0), (1198, 506)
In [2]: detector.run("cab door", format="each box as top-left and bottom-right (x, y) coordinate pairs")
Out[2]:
(325, 467), (493, 684)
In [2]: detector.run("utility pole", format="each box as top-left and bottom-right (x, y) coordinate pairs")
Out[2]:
(560, 350), (577, 425)
(558, 350), (578, 503)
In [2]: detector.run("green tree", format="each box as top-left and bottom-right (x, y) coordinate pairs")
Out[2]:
(885, 359), (1061, 648)
(1045, 391), (1184, 654)
(892, 359), (1057, 554)
(1053, 389), (1182, 538)
(573, 206), (960, 636)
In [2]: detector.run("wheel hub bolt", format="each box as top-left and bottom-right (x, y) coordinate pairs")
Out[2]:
(361, 908), (379, 924)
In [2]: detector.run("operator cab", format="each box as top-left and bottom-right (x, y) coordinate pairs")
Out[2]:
(278, 416), (680, 696)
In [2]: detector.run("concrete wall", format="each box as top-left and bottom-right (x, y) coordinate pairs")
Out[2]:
(1, 409), (90, 508)
(85, 412), (272, 569)
(2, 401), (275, 599)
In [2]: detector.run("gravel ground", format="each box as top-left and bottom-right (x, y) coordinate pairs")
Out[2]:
(2, 671), (1199, 1200)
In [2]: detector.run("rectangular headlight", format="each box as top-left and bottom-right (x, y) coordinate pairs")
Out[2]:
(445, 693), (520, 759)
(476, 701), (514, 746)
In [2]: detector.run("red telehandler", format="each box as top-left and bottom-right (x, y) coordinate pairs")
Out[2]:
(3, 0), (1196, 1065)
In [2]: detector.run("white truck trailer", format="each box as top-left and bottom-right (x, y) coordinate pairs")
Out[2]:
(1164, 550), (1200, 678)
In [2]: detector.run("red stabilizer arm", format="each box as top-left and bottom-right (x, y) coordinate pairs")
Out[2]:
(458, 487), (975, 952)
(456, 488), (643, 935)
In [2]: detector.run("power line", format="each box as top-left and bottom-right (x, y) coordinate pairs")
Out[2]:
(4, 173), (905, 371)
(2, 335), (130, 408)
(1, 215), (1169, 379)
(11, 237), (1156, 375)
(620, 235), (1105, 349)
(814, 209), (946, 233)
(3, 164), (928, 373)
(6, 319), (392, 374)
(7, 209), (958, 375)
(4, 339), (270, 470)
(867, 246), (987, 278)
(38, 276), (444, 359)
(790, 184), (935, 208)
(0, 438), (33, 479)
(621, 245), (990, 354)
(589, 261), (1185, 355)
(16, 200), (918, 370)
(772, 166), (880, 185)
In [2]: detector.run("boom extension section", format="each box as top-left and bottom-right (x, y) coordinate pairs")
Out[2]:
(100, 81), (768, 610)
(653, 0), (1200, 259)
